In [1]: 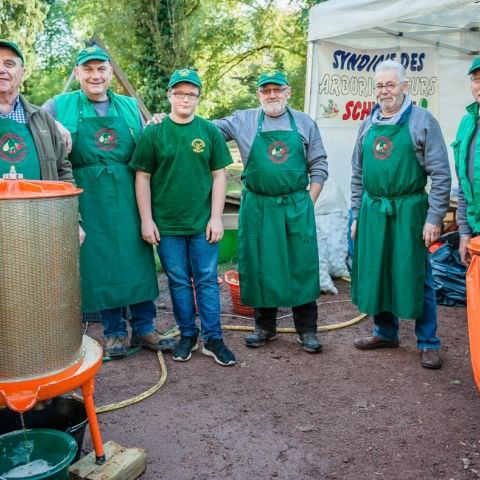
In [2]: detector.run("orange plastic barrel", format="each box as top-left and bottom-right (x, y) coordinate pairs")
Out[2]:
(224, 270), (254, 316)
(467, 236), (480, 391)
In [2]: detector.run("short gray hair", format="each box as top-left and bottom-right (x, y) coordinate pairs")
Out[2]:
(374, 60), (406, 82)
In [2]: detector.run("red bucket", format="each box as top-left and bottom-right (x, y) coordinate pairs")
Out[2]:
(224, 270), (254, 316)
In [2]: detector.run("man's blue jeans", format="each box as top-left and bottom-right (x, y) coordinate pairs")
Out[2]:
(157, 233), (222, 341)
(100, 300), (156, 338)
(373, 256), (440, 350)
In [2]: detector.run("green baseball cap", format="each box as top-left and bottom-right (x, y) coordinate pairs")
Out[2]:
(257, 71), (289, 88)
(76, 45), (110, 65)
(468, 57), (480, 75)
(0, 39), (24, 63)
(167, 69), (202, 89)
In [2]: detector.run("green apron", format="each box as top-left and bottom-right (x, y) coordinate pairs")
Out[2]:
(453, 104), (480, 232)
(69, 111), (158, 312)
(238, 109), (320, 307)
(351, 112), (428, 319)
(0, 118), (41, 179)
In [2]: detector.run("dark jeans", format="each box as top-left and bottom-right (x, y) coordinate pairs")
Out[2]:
(100, 300), (156, 338)
(373, 256), (440, 350)
(254, 301), (318, 334)
(157, 233), (223, 341)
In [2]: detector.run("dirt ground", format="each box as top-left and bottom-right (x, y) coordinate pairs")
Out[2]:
(82, 275), (480, 480)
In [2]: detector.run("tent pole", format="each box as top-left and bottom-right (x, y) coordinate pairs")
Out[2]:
(304, 42), (314, 114)
(393, 26), (479, 35)
(375, 27), (479, 55)
(62, 70), (75, 93)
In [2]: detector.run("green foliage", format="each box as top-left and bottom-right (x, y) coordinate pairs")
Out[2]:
(133, 0), (199, 112)
(22, 0), (77, 105)
(188, 0), (323, 118)
(0, 0), (48, 76)
(37, 2), (76, 67)
(16, 0), (327, 114)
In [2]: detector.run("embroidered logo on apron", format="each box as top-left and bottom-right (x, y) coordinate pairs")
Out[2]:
(268, 141), (289, 163)
(95, 128), (117, 151)
(191, 138), (206, 153)
(0, 133), (27, 162)
(372, 136), (393, 160)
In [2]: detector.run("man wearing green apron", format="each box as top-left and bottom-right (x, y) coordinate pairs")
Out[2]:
(453, 57), (480, 265)
(215, 72), (328, 353)
(351, 60), (451, 369)
(0, 39), (73, 183)
(131, 69), (236, 366)
(43, 46), (166, 359)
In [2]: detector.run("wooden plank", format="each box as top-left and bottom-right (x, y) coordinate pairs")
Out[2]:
(225, 194), (241, 207)
(86, 446), (146, 480)
(222, 213), (238, 230)
(69, 441), (122, 479)
(68, 441), (146, 480)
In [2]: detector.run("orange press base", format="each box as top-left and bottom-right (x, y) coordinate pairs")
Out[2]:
(0, 335), (106, 462)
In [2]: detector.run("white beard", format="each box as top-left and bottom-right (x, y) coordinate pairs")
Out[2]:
(262, 102), (287, 116)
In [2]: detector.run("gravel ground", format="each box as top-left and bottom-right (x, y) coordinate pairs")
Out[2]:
(81, 275), (479, 480)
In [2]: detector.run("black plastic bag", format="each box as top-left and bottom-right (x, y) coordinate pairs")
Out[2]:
(429, 232), (466, 306)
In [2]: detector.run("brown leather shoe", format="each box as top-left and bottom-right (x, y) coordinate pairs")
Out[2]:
(420, 349), (443, 369)
(103, 336), (129, 359)
(131, 331), (176, 352)
(353, 336), (399, 350)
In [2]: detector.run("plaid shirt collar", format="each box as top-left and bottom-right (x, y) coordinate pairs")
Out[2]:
(0, 95), (27, 124)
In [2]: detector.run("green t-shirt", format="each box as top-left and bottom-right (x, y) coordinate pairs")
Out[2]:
(129, 115), (233, 235)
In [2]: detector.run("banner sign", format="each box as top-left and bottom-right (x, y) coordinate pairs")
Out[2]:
(316, 42), (439, 125)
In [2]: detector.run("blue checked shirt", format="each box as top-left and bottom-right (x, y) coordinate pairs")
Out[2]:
(0, 96), (27, 124)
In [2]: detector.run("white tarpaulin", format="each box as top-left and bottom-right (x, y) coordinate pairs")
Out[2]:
(308, 0), (476, 42)
(306, 0), (480, 202)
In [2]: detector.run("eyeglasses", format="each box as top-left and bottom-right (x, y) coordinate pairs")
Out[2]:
(258, 87), (288, 96)
(374, 81), (405, 92)
(171, 92), (200, 101)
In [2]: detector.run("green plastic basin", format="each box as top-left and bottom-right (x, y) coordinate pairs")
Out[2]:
(0, 428), (77, 480)
(219, 229), (238, 263)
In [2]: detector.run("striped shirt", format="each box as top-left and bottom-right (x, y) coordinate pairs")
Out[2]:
(0, 96), (27, 124)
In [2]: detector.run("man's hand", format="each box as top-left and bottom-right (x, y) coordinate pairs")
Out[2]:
(79, 225), (86, 246)
(309, 183), (322, 204)
(459, 234), (472, 266)
(55, 120), (72, 154)
(147, 113), (167, 125)
(206, 216), (224, 243)
(141, 219), (160, 246)
(351, 220), (357, 240)
(422, 222), (441, 248)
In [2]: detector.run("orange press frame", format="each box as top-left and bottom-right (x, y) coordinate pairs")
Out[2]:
(0, 337), (106, 464)
(0, 180), (106, 460)
(467, 237), (480, 392)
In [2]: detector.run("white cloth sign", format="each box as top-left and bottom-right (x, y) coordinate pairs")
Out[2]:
(316, 42), (439, 126)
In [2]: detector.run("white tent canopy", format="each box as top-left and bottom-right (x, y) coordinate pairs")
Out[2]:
(306, 0), (480, 202)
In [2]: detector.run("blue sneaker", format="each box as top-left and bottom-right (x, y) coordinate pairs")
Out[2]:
(202, 339), (236, 366)
(172, 335), (198, 362)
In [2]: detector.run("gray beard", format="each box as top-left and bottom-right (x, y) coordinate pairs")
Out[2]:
(263, 103), (287, 117)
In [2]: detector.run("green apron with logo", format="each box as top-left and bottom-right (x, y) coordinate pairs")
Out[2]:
(69, 109), (158, 312)
(351, 113), (428, 319)
(238, 109), (320, 307)
(0, 118), (41, 179)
